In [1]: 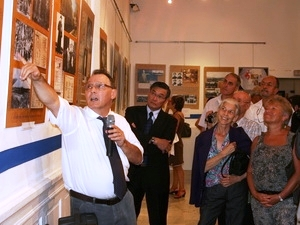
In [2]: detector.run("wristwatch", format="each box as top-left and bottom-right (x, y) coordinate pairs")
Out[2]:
(278, 195), (283, 202)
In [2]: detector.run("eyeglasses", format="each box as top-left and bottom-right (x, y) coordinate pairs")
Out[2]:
(85, 83), (113, 91)
(149, 90), (166, 100)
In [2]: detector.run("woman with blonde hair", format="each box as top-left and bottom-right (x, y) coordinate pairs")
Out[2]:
(247, 95), (300, 225)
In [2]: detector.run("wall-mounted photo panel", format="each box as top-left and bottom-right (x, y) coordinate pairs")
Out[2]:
(169, 65), (200, 109)
(100, 28), (107, 71)
(204, 67), (235, 103)
(238, 67), (268, 91)
(135, 64), (166, 106)
(6, 0), (51, 127)
(75, 0), (94, 106)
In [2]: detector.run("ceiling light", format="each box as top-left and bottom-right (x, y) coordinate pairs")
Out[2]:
(130, 3), (140, 12)
(168, 0), (172, 4)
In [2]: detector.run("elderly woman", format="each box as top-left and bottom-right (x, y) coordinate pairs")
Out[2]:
(190, 98), (252, 225)
(247, 95), (300, 225)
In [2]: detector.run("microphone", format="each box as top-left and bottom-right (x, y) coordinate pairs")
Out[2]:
(106, 114), (115, 157)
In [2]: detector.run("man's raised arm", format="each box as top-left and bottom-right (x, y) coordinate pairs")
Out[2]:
(19, 56), (60, 117)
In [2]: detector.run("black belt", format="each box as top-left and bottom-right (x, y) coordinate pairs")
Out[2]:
(70, 190), (122, 205)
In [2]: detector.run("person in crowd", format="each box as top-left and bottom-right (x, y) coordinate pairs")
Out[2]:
(125, 82), (177, 225)
(288, 95), (300, 133)
(219, 90), (260, 225)
(250, 85), (262, 104)
(233, 90), (261, 225)
(233, 90), (261, 141)
(195, 73), (241, 132)
(190, 98), (252, 225)
(19, 56), (143, 225)
(244, 75), (280, 132)
(247, 95), (300, 225)
(166, 95), (186, 199)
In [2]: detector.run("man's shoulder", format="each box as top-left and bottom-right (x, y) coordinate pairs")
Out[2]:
(248, 100), (262, 110)
(245, 100), (262, 118)
(126, 105), (145, 112)
(203, 96), (220, 111)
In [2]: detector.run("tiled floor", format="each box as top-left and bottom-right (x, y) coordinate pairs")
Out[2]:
(137, 170), (200, 225)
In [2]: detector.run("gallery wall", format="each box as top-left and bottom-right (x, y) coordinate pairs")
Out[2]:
(129, 0), (300, 114)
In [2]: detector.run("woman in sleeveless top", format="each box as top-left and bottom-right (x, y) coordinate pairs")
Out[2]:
(167, 95), (186, 198)
(247, 95), (300, 225)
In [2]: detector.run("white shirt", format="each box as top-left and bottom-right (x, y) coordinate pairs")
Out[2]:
(49, 97), (143, 199)
(244, 99), (292, 133)
(198, 95), (222, 129)
(244, 100), (266, 132)
(236, 117), (261, 141)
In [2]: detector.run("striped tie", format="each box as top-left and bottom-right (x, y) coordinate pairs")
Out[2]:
(144, 112), (153, 134)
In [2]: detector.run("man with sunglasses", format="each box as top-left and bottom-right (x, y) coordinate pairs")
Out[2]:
(19, 57), (143, 225)
(125, 82), (177, 225)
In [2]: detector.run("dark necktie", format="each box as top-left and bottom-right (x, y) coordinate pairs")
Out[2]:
(98, 117), (127, 199)
(144, 111), (153, 134)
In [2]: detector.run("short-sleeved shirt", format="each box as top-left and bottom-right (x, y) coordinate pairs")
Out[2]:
(198, 95), (222, 129)
(236, 117), (261, 141)
(245, 99), (292, 133)
(48, 97), (143, 199)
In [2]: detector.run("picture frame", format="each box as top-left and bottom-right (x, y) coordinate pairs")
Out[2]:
(75, 0), (94, 106)
(6, 0), (52, 127)
(204, 67), (235, 103)
(238, 67), (268, 91)
(100, 28), (107, 71)
(135, 64), (166, 106)
(169, 65), (200, 109)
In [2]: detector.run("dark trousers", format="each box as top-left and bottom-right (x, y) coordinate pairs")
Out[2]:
(218, 202), (254, 225)
(199, 180), (248, 225)
(127, 164), (170, 225)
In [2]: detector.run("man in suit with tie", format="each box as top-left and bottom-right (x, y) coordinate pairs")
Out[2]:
(19, 57), (143, 225)
(125, 82), (177, 225)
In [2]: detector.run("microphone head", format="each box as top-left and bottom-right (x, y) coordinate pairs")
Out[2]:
(107, 114), (115, 129)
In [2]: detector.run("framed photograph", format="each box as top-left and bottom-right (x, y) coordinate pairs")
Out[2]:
(32, 0), (50, 30)
(100, 28), (107, 71)
(55, 13), (64, 54)
(60, 0), (79, 37)
(33, 30), (48, 68)
(14, 19), (34, 62)
(135, 64), (166, 106)
(6, 0), (51, 127)
(204, 67), (235, 103)
(75, 0), (94, 106)
(169, 65), (200, 109)
(111, 43), (121, 111)
(121, 57), (130, 112)
(238, 67), (268, 91)
(64, 74), (74, 103)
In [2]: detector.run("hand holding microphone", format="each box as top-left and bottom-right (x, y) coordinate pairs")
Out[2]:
(106, 115), (115, 157)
